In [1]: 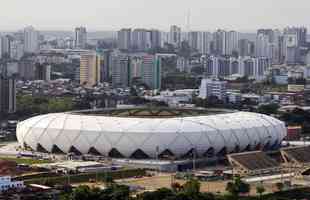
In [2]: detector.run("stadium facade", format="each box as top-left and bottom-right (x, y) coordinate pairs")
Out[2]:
(16, 108), (286, 159)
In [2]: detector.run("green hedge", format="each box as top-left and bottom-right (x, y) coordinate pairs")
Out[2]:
(22, 169), (146, 185)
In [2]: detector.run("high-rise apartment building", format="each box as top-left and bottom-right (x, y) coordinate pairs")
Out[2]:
(101, 50), (113, 82)
(141, 55), (161, 90)
(131, 56), (143, 78)
(201, 32), (212, 55)
(255, 33), (270, 58)
(257, 29), (275, 43)
(24, 26), (39, 54)
(80, 52), (101, 87)
(75, 27), (87, 49)
(225, 31), (239, 55)
(150, 29), (161, 49)
(132, 29), (151, 51)
(35, 64), (51, 82)
(117, 28), (132, 50)
(284, 27), (307, 47)
(188, 31), (199, 50)
(0, 63), (16, 115)
(18, 60), (36, 80)
(0, 77), (16, 115)
(111, 54), (131, 87)
(169, 25), (181, 47)
(238, 39), (251, 57)
(1, 35), (12, 58)
(213, 30), (226, 55)
(11, 40), (24, 60)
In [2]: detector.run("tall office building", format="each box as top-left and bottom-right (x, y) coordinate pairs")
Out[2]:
(169, 25), (181, 47)
(75, 27), (87, 49)
(117, 28), (131, 50)
(111, 54), (131, 87)
(80, 52), (101, 87)
(24, 26), (39, 53)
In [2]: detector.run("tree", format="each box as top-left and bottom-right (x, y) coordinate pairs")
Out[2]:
(257, 103), (280, 115)
(104, 174), (114, 187)
(256, 185), (265, 200)
(276, 182), (284, 192)
(226, 177), (250, 199)
(109, 184), (130, 200)
(71, 185), (96, 200)
(171, 182), (183, 193)
(182, 179), (200, 197)
(138, 188), (174, 200)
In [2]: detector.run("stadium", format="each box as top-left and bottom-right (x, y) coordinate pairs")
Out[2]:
(16, 108), (286, 159)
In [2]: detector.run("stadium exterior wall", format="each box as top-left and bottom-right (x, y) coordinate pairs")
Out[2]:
(16, 111), (287, 159)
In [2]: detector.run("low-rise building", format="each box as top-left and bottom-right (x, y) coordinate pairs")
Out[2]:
(198, 79), (227, 100)
(0, 176), (24, 192)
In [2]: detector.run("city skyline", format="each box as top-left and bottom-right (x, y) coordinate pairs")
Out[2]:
(0, 0), (310, 31)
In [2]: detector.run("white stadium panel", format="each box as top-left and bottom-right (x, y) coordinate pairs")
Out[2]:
(93, 133), (113, 156)
(96, 117), (123, 132)
(16, 109), (287, 159)
(19, 114), (49, 145)
(195, 133), (212, 156)
(71, 134), (91, 154)
(114, 134), (141, 157)
(168, 134), (193, 156)
(140, 131), (179, 158)
(45, 114), (69, 143)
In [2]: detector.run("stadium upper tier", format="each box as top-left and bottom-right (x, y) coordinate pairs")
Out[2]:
(16, 108), (287, 159)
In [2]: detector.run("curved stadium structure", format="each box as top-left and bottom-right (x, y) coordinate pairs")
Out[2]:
(16, 108), (286, 159)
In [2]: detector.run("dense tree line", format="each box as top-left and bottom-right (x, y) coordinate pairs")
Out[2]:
(16, 95), (74, 118)
(58, 176), (304, 200)
(59, 177), (273, 200)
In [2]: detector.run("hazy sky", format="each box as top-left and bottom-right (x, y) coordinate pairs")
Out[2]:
(0, 0), (309, 31)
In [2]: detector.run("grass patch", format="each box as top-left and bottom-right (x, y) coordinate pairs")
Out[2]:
(20, 169), (146, 185)
(0, 156), (52, 165)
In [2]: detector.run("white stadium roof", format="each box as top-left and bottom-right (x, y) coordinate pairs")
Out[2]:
(16, 108), (286, 159)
